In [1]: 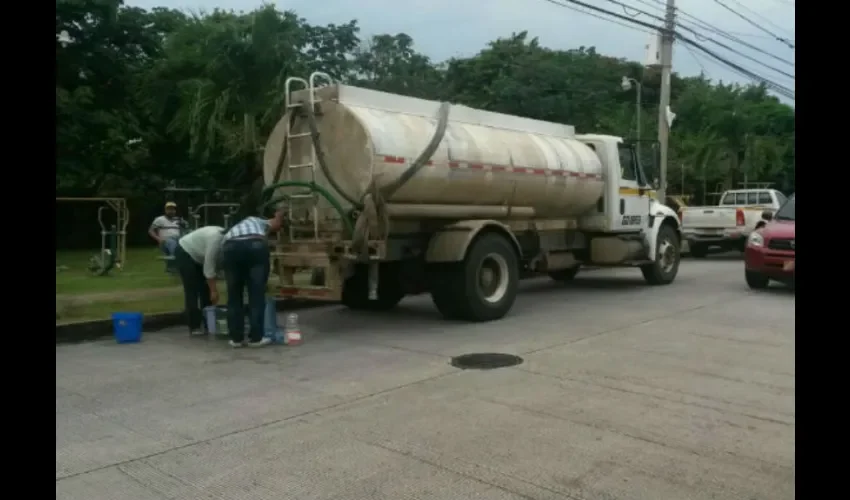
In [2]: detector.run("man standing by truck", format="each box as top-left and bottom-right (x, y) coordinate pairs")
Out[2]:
(221, 209), (284, 348)
(149, 201), (188, 273)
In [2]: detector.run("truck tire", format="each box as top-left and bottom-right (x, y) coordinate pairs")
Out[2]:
(689, 243), (708, 258)
(430, 233), (519, 322)
(745, 270), (770, 290)
(548, 266), (580, 282)
(342, 263), (405, 311)
(641, 223), (680, 285)
(429, 263), (465, 320)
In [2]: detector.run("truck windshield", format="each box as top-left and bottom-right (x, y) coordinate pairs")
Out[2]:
(774, 194), (795, 221)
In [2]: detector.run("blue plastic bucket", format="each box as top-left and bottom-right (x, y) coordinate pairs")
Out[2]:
(112, 312), (143, 344)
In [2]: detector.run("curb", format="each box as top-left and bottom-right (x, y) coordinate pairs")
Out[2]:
(55, 299), (337, 345)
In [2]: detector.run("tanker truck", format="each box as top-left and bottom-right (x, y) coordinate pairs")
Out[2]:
(261, 72), (681, 322)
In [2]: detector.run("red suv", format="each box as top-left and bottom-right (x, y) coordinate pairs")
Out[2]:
(744, 193), (795, 289)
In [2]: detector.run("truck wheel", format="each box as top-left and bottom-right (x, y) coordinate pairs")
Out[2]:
(460, 233), (519, 321)
(641, 223), (680, 285)
(745, 270), (770, 290)
(429, 263), (464, 320)
(689, 243), (707, 258)
(342, 264), (405, 311)
(430, 233), (519, 321)
(548, 266), (580, 282)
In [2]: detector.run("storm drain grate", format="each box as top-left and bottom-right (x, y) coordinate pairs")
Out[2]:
(450, 353), (524, 370)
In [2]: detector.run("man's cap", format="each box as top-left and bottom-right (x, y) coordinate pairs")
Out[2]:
(165, 202), (177, 209)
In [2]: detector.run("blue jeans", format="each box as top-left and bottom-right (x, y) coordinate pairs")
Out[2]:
(222, 238), (270, 343)
(160, 238), (179, 272)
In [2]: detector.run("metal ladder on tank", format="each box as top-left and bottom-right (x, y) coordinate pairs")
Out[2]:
(282, 71), (333, 243)
(276, 72), (342, 301)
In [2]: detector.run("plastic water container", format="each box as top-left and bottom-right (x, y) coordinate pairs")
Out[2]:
(263, 297), (283, 344)
(204, 306), (228, 335)
(112, 312), (143, 344)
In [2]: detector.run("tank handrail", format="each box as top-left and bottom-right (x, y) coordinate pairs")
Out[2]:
(308, 72), (333, 92)
(284, 77), (308, 111)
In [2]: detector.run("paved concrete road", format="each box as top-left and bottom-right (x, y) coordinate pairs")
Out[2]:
(56, 257), (795, 500)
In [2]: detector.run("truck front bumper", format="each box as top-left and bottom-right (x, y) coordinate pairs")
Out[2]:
(744, 246), (795, 283)
(683, 230), (747, 247)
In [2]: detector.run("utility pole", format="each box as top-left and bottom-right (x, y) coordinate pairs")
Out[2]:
(656, 0), (676, 202)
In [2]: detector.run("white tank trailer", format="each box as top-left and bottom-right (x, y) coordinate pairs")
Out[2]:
(263, 72), (682, 322)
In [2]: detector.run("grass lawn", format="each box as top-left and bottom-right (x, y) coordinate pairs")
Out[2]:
(56, 247), (313, 324)
(56, 247), (178, 295)
(57, 291), (187, 324)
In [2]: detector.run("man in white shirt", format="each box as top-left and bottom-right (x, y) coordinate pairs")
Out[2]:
(149, 202), (188, 273)
(174, 225), (224, 335)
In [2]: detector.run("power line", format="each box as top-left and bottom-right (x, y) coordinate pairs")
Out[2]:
(540, 0), (664, 32)
(676, 32), (794, 99)
(682, 43), (710, 77)
(541, 0), (657, 35)
(712, 0), (795, 49)
(675, 17), (793, 67)
(675, 20), (793, 81)
(727, 0), (795, 38)
(602, 1), (793, 79)
(538, 0), (794, 100)
(637, 0), (794, 66)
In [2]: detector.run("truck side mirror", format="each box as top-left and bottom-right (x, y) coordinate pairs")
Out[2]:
(761, 210), (773, 221)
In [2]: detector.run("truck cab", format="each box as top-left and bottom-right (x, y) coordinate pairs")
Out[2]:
(576, 134), (673, 235)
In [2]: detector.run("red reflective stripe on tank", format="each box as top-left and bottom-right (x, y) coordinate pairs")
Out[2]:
(376, 155), (602, 180)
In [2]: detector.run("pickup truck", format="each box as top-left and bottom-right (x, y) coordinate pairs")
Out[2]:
(680, 189), (787, 257)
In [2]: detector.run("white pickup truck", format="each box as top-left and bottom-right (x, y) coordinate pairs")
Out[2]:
(680, 189), (787, 257)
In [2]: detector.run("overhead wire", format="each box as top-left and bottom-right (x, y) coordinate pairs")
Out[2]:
(599, 1), (794, 85)
(682, 43), (710, 77)
(538, 0), (794, 100)
(726, 0), (795, 38)
(712, 0), (795, 48)
(634, 0), (794, 67)
(595, 2), (793, 84)
(675, 32), (794, 99)
(540, 0), (657, 35)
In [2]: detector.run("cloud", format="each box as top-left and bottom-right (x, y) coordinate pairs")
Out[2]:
(129, 0), (794, 96)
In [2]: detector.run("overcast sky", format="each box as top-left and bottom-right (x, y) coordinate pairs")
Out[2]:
(128, 0), (795, 100)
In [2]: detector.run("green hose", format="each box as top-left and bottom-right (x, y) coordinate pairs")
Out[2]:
(260, 180), (355, 236)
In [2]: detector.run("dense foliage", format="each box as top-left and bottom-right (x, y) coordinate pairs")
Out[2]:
(57, 0), (795, 208)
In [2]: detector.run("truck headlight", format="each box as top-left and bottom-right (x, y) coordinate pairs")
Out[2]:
(748, 232), (764, 248)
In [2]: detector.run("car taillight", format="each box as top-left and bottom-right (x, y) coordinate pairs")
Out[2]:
(735, 208), (745, 226)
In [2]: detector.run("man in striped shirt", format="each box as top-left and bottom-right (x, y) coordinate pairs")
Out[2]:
(221, 210), (284, 348)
